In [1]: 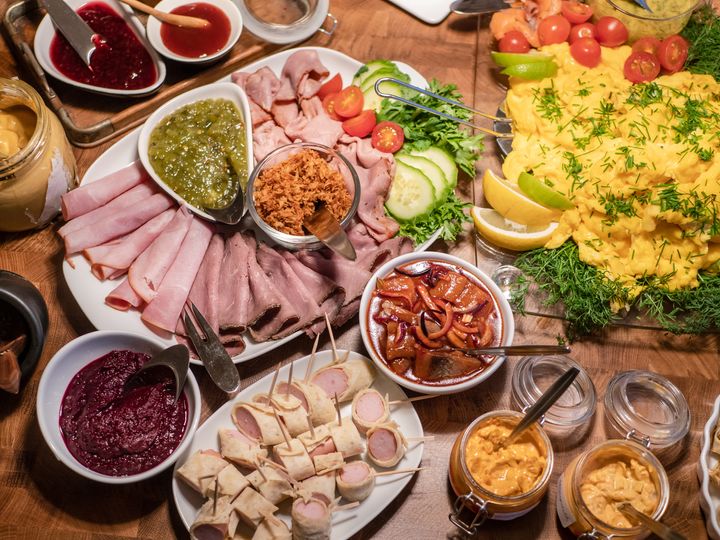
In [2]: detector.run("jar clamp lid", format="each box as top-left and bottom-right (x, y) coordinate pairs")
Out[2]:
(604, 370), (690, 449)
(236, 0), (336, 44)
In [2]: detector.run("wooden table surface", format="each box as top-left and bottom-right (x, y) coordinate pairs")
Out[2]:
(1, 1), (719, 538)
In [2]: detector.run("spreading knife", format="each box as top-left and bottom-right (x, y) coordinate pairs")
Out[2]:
(40, 0), (100, 67)
(303, 203), (357, 261)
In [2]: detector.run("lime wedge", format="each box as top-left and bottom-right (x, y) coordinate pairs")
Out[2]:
(491, 51), (554, 67)
(501, 61), (558, 80)
(517, 172), (573, 210)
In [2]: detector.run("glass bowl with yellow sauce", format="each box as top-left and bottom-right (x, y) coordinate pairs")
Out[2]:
(448, 410), (553, 535)
(587, 0), (700, 42)
(0, 78), (76, 232)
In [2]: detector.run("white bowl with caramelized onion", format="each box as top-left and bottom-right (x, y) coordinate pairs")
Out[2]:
(359, 252), (514, 395)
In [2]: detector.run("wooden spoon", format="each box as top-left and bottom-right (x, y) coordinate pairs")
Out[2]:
(119, 0), (209, 28)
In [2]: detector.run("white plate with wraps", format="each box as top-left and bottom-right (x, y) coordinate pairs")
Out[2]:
(699, 395), (720, 540)
(62, 46), (441, 365)
(172, 349), (425, 538)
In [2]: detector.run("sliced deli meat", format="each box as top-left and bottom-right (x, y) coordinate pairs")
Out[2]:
(189, 496), (233, 540)
(367, 424), (406, 468)
(291, 497), (331, 540)
(337, 460), (375, 502)
(105, 277), (144, 311)
(310, 358), (376, 402)
(281, 49), (329, 99)
(244, 66), (281, 112)
(217, 232), (252, 334)
(352, 388), (390, 434)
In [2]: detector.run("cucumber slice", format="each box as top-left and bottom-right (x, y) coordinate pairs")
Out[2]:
(352, 60), (397, 87)
(408, 147), (458, 189)
(396, 153), (449, 202)
(385, 162), (436, 222)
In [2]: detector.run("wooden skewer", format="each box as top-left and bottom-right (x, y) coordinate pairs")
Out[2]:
(286, 358), (294, 398)
(304, 332), (321, 382)
(334, 501), (360, 512)
(268, 363), (280, 397)
(389, 394), (441, 405)
(324, 312), (339, 363)
(260, 455), (289, 474)
(273, 407), (292, 450)
(119, 0), (209, 28)
(212, 480), (219, 514)
(334, 392), (342, 425)
(406, 436), (434, 443)
(306, 412), (316, 439)
(373, 467), (425, 477)
(254, 459), (268, 482)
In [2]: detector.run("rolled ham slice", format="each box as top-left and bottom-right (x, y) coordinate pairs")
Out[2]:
(312, 452), (344, 476)
(268, 393), (308, 437)
(246, 465), (294, 505)
(298, 424), (337, 459)
(253, 515), (291, 540)
(63, 192), (174, 254)
(276, 380), (336, 427)
(298, 473), (336, 507)
(310, 359), (376, 402)
(232, 402), (285, 446)
(273, 439), (315, 481)
(61, 160), (147, 221)
(233, 487), (279, 528)
(351, 388), (390, 434)
(329, 419), (364, 459)
(336, 460), (375, 502)
(190, 496), (233, 540)
(281, 50), (329, 99)
(291, 497), (331, 540)
(176, 449), (228, 494)
(366, 424), (406, 468)
(141, 217), (214, 333)
(105, 277), (143, 311)
(203, 464), (250, 499)
(219, 428), (267, 469)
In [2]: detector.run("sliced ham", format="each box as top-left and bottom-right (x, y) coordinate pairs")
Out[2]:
(297, 251), (371, 312)
(332, 297), (362, 328)
(311, 359), (375, 402)
(190, 497), (233, 540)
(61, 161), (147, 221)
(218, 232), (252, 333)
(298, 114), (344, 149)
(105, 277), (144, 311)
(272, 100), (300, 129)
(300, 96), (323, 119)
(141, 218), (214, 333)
(355, 156), (399, 242)
(231, 71), (251, 89)
(367, 424), (406, 468)
(128, 207), (193, 304)
(63, 192), (174, 254)
(351, 388), (390, 434)
(338, 135), (391, 169)
(245, 66), (281, 112)
(291, 498), (331, 540)
(281, 50), (329, 99)
(337, 460), (375, 502)
(84, 208), (175, 279)
(253, 120), (291, 162)
(249, 100), (272, 127)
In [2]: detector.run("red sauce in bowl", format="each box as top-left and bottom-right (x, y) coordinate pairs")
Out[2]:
(59, 349), (188, 476)
(49, 2), (157, 90)
(160, 3), (231, 59)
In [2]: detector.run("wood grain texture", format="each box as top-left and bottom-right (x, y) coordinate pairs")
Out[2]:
(1, 0), (718, 538)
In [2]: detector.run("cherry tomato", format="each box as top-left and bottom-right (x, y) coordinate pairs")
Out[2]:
(371, 121), (405, 153)
(595, 16), (628, 47)
(570, 37), (601, 68)
(322, 93), (342, 121)
(632, 36), (662, 57)
(317, 73), (342, 100)
(334, 86), (364, 118)
(623, 51), (661, 83)
(538, 15), (572, 46)
(569, 23), (596, 44)
(657, 35), (689, 74)
(498, 30), (531, 53)
(342, 110), (377, 138)
(561, 1), (593, 24)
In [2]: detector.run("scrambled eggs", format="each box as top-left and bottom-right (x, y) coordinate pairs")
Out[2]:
(503, 43), (720, 294)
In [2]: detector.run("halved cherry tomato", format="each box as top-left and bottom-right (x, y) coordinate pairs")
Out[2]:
(371, 121), (405, 153)
(569, 23), (596, 44)
(317, 73), (342, 100)
(624, 51), (661, 83)
(570, 37), (601, 68)
(498, 30), (531, 53)
(595, 16), (628, 47)
(334, 86), (364, 118)
(322, 92), (342, 121)
(657, 35), (689, 74)
(538, 15), (572, 46)
(342, 110), (376, 138)
(632, 36), (662, 57)
(561, 1), (593, 24)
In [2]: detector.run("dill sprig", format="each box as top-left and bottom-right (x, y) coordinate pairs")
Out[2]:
(681, 4), (720, 82)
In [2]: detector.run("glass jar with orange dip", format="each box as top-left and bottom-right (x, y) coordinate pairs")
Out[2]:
(448, 410), (554, 535)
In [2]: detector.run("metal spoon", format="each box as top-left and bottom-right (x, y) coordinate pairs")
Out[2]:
(617, 503), (686, 540)
(303, 203), (356, 261)
(203, 185), (246, 225)
(125, 344), (190, 403)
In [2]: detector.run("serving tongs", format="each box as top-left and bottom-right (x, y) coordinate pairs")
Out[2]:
(373, 77), (513, 139)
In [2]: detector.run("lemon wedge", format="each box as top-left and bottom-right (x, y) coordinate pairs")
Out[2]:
(482, 169), (561, 226)
(471, 206), (558, 251)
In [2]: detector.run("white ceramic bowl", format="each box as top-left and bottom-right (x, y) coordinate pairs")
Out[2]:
(33, 0), (166, 97)
(359, 251), (515, 395)
(36, 331), (201, 484)
(146, 0), (242, 64)
(137, 81), (253, 222)
(699, 394), (720, 540)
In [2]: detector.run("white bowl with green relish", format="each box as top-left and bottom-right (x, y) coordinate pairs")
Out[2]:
(137, 82), (253, 222)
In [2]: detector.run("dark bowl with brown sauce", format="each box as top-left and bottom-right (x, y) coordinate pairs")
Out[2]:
(359, 252), (515, 395)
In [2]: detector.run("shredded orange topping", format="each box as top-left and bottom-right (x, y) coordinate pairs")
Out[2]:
(253, 149), (351, 236)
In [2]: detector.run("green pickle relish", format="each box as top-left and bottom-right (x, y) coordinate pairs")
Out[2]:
(148, 98), (247, 209)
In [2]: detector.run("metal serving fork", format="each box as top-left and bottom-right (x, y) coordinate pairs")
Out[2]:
(182, 301), (241, 395)
(373, 77), (513, 139)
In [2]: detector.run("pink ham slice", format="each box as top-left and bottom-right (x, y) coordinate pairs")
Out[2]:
(355, 391), (386, 423)
(233, 407), (262, 441)
(217, 232), (252, 333)
(368, 428), (398, 462)
(275, 382), (309, 411)
(105, 278), (143, 311)
(192, 524), (226, 540)
(271, 100), (300, 129)
(231, 71), (251, 89)
(63, 192), (174, 255)
(340, 461), (371, 483)
(281, 50), (329, 99)
(253, 120), (291, 162)
(297, 251), (371, 312)
(61, 161), (147, 221)
(311, 367), (349, 399)
(249, 100), (272, 127)
(141, 218), (214, 333)
(244, 66), (281, 111)
(308, 438), (336, 458)
(294, 499), (327, 520)
(58, 182), (157, 239)
(298, 114), (345, 149)
(84, 208), (175, 279)
(338, 135), (391, 169)
(128, 207), (193, 304)
(281, 251), (345, 308)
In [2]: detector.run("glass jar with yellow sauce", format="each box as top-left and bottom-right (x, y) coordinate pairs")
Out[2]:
(587, 0), (699, 42)
(0, 78), (77, 232)
(448, 410), (554, 535)
(556, 371), (689, 539)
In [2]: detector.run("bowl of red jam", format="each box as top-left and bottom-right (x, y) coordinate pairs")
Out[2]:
(146, 0), (242, 64)
(33, 0), (166, 97)
(37, 331), (201, 484)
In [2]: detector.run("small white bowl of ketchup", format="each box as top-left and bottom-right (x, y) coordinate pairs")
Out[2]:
(146, 0), (242, 64)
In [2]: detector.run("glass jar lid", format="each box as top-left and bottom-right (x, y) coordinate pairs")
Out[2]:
(604, 370), (690, 449)
(511, 355), (596, 428)
(236, 0), (333, 44)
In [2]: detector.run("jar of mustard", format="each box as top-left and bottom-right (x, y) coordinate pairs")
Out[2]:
(0, 78), (77, 232)
(556, 371), (689, 539)
(448, 410), (554, 535)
